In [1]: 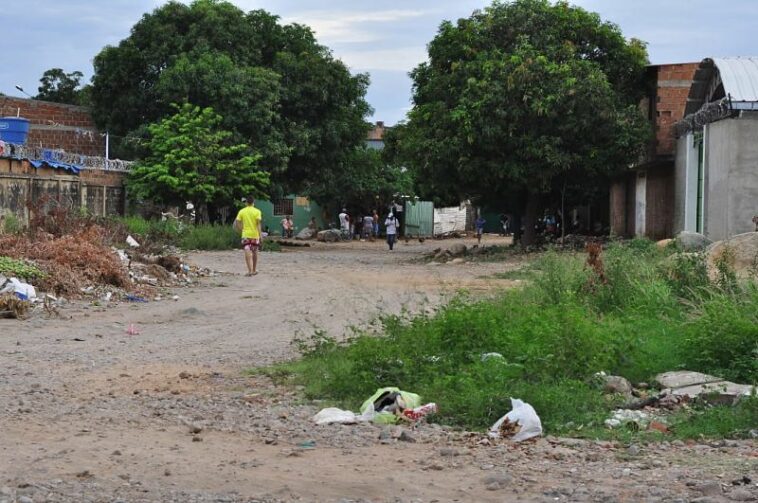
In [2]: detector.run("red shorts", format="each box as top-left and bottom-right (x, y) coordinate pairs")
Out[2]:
(241, 238), (260, 251)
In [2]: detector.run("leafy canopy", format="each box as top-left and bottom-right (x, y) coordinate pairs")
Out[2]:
(307, 146), (415, 214)
(128, 104), (269, 213)
(396, 0), (650, 207)
(90, 0), (371, 195)
(35, 68), (88, 105)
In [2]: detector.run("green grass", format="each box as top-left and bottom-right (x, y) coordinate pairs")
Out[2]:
(265, 241), (758, 440)
(117, 217), (281, 252)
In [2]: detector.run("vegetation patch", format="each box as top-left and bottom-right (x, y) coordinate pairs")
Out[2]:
(267, 242), (758, 440)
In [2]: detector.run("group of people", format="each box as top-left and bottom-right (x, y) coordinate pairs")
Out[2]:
(233, 198), (406, 277)
(338, 208), (400, 250)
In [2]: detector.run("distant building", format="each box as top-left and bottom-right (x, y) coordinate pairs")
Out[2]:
(610, 62), (699, 240)
(673, 57), (758, 241)
(366, 121), (387, 150)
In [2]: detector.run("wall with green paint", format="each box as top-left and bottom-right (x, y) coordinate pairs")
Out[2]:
(256, 196), (327, 236)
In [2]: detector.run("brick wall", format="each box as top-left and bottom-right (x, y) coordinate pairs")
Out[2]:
(654, 63), (699, 156)
(0, 97), (104, 156)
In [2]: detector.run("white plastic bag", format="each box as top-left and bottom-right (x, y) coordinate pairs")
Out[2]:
(488, 398), (542, 442)
(312, 406), (375, 425)
(1, 278), (37, 301)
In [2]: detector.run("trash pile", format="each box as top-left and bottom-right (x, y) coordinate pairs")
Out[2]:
(314, 387), (543, 444)
(0, 229), (217, 318)
(0, 227), (128, 296)
(313, 387), (439, 426)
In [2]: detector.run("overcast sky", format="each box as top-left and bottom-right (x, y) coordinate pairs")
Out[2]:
(3, 0), (756, 125)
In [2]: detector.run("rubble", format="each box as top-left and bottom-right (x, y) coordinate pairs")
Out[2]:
(654, 370), (755, 406)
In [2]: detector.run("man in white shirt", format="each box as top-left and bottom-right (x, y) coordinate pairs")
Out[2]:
(384, 213), (399, 251)
(338, 208), (349, 236)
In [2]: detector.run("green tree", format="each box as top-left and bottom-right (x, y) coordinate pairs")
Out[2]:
(128, 104), (269, 222)
(396, 0), (650, 244)
(35, 68), (87, 104)
(91, 0), (371, 196)
(307, 146), (415, 214)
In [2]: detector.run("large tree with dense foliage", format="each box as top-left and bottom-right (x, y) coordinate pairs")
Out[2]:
(128, 104), (269, 222)
(35, 68), (89, 105)
(395, 0), (650, 244)
(91, 0), (371, 197)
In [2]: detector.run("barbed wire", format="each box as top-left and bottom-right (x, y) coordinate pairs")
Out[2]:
(674, 98), (732, 137)
(1, 142), (133, 172)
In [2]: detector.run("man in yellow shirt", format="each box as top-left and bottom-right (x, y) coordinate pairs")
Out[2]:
(233, 196), (263, 276)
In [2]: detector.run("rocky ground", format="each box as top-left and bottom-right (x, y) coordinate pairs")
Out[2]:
(1, 236), (755, 503)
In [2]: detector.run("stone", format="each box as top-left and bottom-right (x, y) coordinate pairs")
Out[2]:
(676, 231), (712, 251)
(656, 238), (674, 249)
(448, 243), (467, 257)
(295, 227), (316, 240)
(483, 473), (513, 490)
(729, 489), (756, 501)
(317, 229), (342, 243)
(707, 232), (758, 280)
(17, 497), (33, 503)
(439, 448), (460, 457)
(398, 431), (416, 443)
(449, 258), (465, 265)
(697, 481), (723, 497)
(600, 375), (633, 399)
(627, 444), (641, 456)
(188, 424), (202, 434)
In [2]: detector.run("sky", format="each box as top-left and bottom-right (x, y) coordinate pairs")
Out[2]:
(2, 0), (757, 125)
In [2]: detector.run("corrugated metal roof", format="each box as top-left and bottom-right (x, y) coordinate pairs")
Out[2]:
(712, 57), (758, 103)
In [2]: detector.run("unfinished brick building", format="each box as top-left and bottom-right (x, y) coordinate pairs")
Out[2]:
(0, 96), (104, 156)
(610, 63), (699, 239)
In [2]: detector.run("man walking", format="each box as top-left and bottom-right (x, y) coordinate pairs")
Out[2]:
(384, 212), (400, 251)
(234, 196), (262, 276)
(338, 208), (349, 238)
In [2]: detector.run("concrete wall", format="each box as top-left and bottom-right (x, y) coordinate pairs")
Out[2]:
(0, 158), (126, 223)
(0, 97), (104, 156)
(673, 133), (699, 234)
(703, 117), (758, 241)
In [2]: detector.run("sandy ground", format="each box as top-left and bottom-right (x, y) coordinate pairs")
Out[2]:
(1, 236), (755, 503)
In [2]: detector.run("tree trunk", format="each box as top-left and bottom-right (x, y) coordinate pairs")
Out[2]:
(560, 177), (567, 243)
(521, 191), (540, 247)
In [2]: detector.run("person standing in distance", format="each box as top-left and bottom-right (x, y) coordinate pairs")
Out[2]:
(234, 196), (262, 276)
(384, 212), (400, 251)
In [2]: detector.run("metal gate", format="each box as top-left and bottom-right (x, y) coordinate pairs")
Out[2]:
(404, 200), (434, 237)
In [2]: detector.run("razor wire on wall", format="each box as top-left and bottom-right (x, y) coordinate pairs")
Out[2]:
(674, 98), (732, 137)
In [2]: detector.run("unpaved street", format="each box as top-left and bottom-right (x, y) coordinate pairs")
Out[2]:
(1, 238), (756, 503)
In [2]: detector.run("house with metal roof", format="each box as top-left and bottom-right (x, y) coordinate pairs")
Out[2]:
(673, 57), (758, 240)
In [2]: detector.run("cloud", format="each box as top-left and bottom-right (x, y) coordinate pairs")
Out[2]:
(283, 9), (427, 44)
(340, 47), (428, 72)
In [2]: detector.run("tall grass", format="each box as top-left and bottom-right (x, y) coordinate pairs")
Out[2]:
(271, 241), (758, 438)
(118, 217), (280, 252)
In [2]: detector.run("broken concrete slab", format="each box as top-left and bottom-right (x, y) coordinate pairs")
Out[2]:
(655, 371), (755, 406)
(667, 381), (755, 406)
(654, 371), (723, 389)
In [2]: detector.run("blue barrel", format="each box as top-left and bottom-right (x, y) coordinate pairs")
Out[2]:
(0, 117), (30, 144)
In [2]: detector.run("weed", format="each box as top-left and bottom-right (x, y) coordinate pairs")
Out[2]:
(268, 241), (756, 438)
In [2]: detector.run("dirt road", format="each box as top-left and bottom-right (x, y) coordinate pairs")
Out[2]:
(1, 237), (755, 502)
